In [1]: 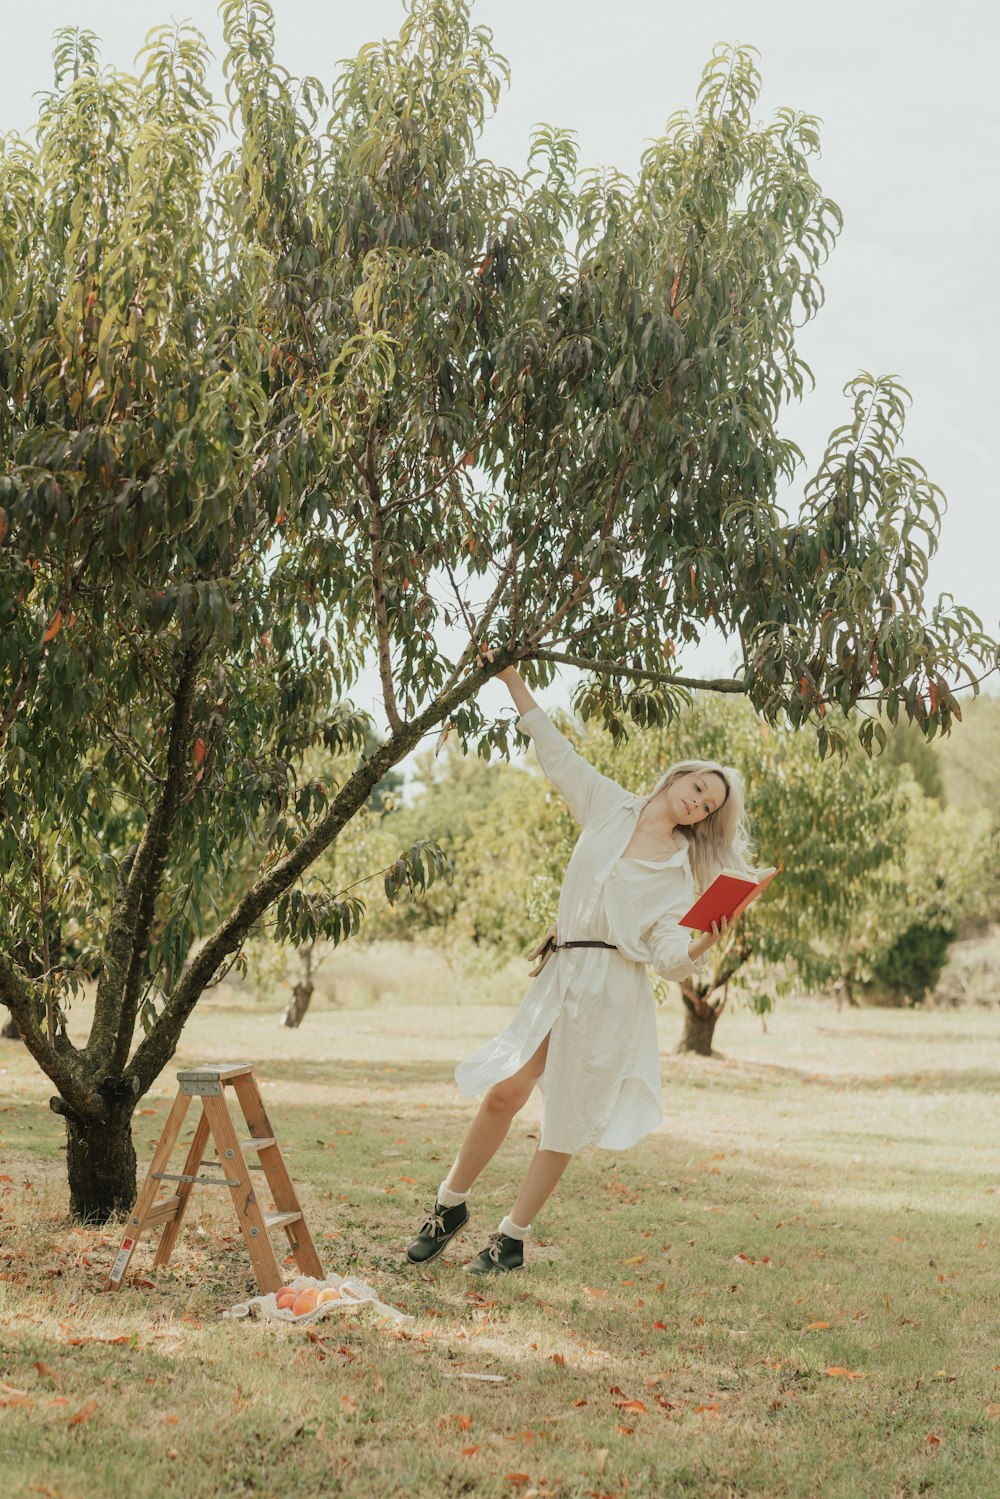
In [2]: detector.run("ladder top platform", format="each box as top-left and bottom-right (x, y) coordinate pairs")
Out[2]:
(176, 1062), (253, 1093)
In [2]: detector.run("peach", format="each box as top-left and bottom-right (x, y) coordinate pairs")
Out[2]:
(291, 1289), (319, 1317)
(316, 1286), (341, 1305)
(275, 1287), (297, 1310)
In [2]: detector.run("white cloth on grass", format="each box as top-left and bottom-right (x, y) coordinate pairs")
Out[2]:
(454, 707), (710, 1155)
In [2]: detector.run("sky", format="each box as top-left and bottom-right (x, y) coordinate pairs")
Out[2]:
(3, 0), (997, 732)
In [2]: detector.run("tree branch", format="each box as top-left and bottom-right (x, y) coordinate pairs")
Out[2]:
(123, 663), (493, 1097)
(88, 639), (205, 1075)
(363, 429), (403, 735)
(0, 669), (29, 753)
(0, 951), (92, 1114)
(530, 649), (745, 694)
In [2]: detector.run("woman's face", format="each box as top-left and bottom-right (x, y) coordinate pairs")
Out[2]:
(660, 769), (728, 828)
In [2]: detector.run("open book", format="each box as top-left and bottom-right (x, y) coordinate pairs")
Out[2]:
(679, 866), (780, 932)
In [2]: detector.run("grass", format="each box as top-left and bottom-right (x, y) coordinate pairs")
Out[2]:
(1, 967), (998, 1499)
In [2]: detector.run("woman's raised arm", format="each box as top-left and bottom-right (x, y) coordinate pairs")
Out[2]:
(487, 654), (538, 717)
(482, 652), (627, 828)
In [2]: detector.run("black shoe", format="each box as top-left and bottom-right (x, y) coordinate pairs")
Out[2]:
(406, 1200), (469, 1264)
(465, 1231), (524, 1274)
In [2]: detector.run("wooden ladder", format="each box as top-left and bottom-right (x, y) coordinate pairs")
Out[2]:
(104, 1062), (323, 1295)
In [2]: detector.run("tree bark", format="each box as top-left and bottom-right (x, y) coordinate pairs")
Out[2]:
(281, 945), (316, 1028)
(677, 985), (725, 1057)
(62, 1106), (137, 1222)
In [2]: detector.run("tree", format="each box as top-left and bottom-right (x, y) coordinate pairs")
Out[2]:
(844, 782), (994, 1004)
(0, 2), (994, 1219)
(347, 741), (554, 955)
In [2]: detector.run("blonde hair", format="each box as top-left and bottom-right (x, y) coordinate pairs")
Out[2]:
(642, 760), (755, 892)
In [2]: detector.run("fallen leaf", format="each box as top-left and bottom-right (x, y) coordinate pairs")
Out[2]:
(805, 1321), (831, 1330)
(457, 1414), (473, 1431)
(615, 1399), (648, 1414)
(823, 1367), (865, 1380)
(694, 1403), (720, 1416)
(461, 1446), (479, 1457)
(594, 1447), (609, 1471)
(339, 1394), (358, 1414)
(68, 1398), (99, 1425)
(0, 1383), (34, 1408)
(504, 1477), (531, 1488)
(616, 1424), (635, 1434)
(624, 1255), (646, 1265)
(926, 1432), (941, 1447)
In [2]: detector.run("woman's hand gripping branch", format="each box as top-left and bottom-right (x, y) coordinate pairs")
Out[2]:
(479, 645), (538, 717)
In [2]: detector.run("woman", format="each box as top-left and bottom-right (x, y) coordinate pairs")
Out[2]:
(406, 657), (755, 1274)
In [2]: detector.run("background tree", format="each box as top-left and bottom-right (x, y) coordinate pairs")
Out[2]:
(0, 1), (994, 1219)
(275, 730), (404, 1028)
(843, 782), (994, 1005)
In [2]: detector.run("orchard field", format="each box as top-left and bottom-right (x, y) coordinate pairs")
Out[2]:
(1, 968), (998, 1499)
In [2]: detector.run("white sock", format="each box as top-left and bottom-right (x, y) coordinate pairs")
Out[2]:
(498, 1213), (532, 1240)
(437, 1181), (469, 1208)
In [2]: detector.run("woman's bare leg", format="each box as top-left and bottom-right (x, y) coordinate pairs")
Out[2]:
(443, 1033), (550, 1194)
(511, 1145), (571, 1225)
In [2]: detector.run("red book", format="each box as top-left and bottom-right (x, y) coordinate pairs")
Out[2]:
(679, 867), (780, 932)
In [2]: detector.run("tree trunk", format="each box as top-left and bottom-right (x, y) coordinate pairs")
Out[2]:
(282, 944), (316, 1028)
(835, 974), (859, 1011)
(282, 976), (315, 1028)
(677, 986), (724, 1056)
(64, 1108), (137, 1222)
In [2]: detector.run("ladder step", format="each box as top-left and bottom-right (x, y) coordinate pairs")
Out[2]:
(145, 1196), (183, 1227)
(238, 1136), (276, 1152)
(152, 1170), (242, 1187)
(264, 1210), (302, 1231)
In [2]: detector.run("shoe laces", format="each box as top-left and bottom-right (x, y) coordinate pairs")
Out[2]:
(485, 1230), (505, 1264)
(420, 1208), (447, 1239)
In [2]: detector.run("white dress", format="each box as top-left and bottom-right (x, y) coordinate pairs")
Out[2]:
(454, 707), (710, 1154)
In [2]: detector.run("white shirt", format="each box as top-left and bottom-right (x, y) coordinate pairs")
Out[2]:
(454, 707), (709, 1154)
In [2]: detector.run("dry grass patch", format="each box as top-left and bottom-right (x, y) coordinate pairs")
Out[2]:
(1, 984), (998, 1498)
